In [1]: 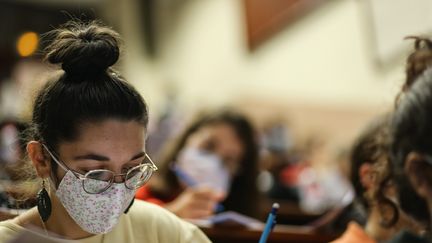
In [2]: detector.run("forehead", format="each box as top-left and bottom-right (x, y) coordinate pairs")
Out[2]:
(197, 123), (244, 153)
(58, 119), (146, 156)
(77, 119), (145, 139)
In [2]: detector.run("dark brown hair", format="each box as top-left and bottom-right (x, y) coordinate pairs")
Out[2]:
(391, 36), (432, 225)
(4, 20), (149, 209)
(350, 114), (399, 227)
(10, 20), (149, 201)
(396, 36), (432, 106)
(29, 20), (148, 152)
(349, 35), (432, 227)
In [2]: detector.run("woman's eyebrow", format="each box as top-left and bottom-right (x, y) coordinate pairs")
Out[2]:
(73, 151), (146, 162)
(130, 152), (145, 161)
(73, 154), (110, 161)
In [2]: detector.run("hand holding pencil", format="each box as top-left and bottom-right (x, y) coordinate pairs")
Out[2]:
(164, 164), (225, 219)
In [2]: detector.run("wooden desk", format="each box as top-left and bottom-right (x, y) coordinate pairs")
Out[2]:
(200, 224), (339, 243)
(260, 199), (323, 225)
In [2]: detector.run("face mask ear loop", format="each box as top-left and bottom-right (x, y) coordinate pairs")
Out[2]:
(41, 143), (71, 189)
(45, 151), (60, 189)
(124, 198), (135, 214)
(48, 169), (60, 190)
(41, 144), (70, 172)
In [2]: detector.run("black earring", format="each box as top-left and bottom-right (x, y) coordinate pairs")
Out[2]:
(37, 180), (52, 222)
(124, 198), (135, 214)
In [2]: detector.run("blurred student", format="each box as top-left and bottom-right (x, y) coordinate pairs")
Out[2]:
(0, 119), (30, 209)
(0, 21), (210, 242)
(0, 119), (28, 180)
(386, 36), (432, 242)
(332, 114), (424, 243)
(136, 110), (261, 219)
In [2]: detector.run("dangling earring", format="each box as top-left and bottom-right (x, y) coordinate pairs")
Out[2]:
(37, 179), (52, 222)
(124, 198), (134, 214)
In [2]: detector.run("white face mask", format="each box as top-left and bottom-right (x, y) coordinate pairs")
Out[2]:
(176, 147), (231, 195)
(53, 170), (136, 234)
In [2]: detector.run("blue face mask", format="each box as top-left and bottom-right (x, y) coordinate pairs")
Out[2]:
(175, 147), (231, 195)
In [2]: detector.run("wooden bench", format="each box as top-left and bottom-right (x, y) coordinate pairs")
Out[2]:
(200, 224), (339, 243)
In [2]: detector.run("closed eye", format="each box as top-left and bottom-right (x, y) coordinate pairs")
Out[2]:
(201, 139), (216, 152)
(122, 162), (143, 173)
(78, 166), (106, 174)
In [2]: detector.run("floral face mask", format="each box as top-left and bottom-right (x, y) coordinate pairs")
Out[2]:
(42, 143), (158, 234)
(54, 170), (136, 234)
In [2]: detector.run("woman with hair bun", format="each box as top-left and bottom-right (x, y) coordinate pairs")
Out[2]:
(0, 21), (210, 242)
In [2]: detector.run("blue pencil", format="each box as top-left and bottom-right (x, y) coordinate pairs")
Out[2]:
(259, 203), (279, 243)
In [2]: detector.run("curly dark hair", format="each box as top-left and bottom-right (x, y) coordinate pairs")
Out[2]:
(391, 36), (432, 226)
(350, 114), (399, 227)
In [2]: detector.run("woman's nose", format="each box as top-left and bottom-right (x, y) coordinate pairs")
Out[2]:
(113, 174), (126, 183)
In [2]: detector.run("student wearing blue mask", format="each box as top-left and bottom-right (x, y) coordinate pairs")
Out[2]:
(0, 21), (210, 243)
(136, 110), (261, 219)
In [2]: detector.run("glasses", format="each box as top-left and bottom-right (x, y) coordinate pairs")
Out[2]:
(42, 144), (158, 194)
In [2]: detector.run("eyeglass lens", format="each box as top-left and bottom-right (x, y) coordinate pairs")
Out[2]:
(82, 161), (155, 193)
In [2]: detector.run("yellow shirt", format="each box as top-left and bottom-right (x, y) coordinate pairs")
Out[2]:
(0, 200), (210, 243)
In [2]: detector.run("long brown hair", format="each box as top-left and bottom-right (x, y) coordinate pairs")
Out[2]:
(149, 109), (261, 217)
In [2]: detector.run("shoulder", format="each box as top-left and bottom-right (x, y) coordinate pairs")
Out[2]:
(125, 200), (210, 242)
(331, 221), (375, 243)
(127, 199), (173, 224)
(0, 220), (22, 243)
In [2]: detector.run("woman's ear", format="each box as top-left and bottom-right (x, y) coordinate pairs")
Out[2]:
(27, 141), (51, 178)
(359, 163), (374, 190)
(404, 152), (432, 199)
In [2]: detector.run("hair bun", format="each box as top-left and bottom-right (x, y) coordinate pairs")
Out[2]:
(45, 21), (121, 78)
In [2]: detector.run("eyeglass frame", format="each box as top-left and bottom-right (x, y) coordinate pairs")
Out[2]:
(41, 143), (158, 194)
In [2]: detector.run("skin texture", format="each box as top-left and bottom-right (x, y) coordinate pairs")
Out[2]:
(165, 123), (245, 219)
(14, 119), (146, 239)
